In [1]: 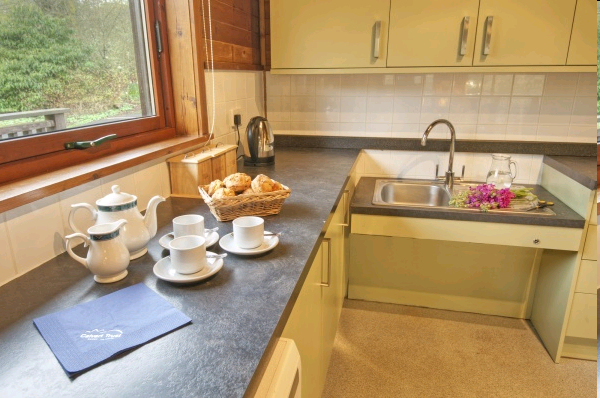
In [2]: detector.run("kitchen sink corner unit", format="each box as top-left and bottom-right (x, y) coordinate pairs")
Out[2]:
(348, 156), (597, 364)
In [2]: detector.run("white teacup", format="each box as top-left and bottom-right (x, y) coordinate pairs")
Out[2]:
(232, 216), (264, 249)
(169, 235), (207, 274)
(173, 214), (205, 238)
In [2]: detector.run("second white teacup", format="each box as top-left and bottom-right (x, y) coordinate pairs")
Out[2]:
(169, 235), (207, 274)
(173, 214), (204, 238)
(232, 216), (264, 249)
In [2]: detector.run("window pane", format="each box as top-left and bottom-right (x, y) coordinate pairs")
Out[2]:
(0, 0), (155, 141)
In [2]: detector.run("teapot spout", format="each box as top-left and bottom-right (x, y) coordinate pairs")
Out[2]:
(143, 195), (165, 239)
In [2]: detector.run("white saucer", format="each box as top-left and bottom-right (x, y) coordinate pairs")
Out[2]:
(218, 231), (279, 255)
(159, 230), (219, 250)
(153, 252), (223, 284)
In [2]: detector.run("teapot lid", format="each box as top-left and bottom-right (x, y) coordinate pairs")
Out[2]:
(96, 185), (137, 209)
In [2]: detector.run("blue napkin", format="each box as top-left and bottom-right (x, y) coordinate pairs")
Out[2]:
(33, 283), (191, 376)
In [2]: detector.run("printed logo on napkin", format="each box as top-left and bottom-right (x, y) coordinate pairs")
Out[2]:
(80, 329), (123, 341)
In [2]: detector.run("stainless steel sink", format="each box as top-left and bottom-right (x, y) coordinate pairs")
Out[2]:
(373, 179), (451, 207)
(371, 179), (554, 215)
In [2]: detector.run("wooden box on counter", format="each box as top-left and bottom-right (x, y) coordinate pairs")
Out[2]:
(168, 145), (237, 198)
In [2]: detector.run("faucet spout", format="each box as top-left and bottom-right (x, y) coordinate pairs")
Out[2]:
(421, 119), (456, 192)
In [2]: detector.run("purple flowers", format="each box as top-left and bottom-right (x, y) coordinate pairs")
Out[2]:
(449, 184), (516, 212)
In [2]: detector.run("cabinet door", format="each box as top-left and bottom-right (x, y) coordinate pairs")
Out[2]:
(567, 0), (597, 65)
(282, 247), (322, 398)
(387, 0), (479, 67)
(270, 0), (390, 69)
(321, 205), (345, 385)
(473, 0), (577, 66)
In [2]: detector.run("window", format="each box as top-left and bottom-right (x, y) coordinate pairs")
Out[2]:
(0, 0), (174, 184)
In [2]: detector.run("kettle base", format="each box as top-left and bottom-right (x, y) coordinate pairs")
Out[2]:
(243, 155), (275, 167)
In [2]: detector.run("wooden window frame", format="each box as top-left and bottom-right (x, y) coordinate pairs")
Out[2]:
(0, 0), (183, 186)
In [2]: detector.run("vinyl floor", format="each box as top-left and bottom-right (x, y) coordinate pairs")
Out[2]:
(322, 299), (596, 398)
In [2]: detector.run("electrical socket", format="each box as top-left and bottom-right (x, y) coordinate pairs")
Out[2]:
(228, 107), (242, 131)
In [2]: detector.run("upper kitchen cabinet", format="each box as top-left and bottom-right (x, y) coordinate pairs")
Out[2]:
(270, 0), (390, 69)
(566, 0), (597, 65)
(387, 0), (480, 67)
(472, 0), (577, 66)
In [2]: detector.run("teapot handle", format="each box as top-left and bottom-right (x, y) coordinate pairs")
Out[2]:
(509, 161), (518, 180)
(69, 203), (97, 235)
(65, 233), (91, 268)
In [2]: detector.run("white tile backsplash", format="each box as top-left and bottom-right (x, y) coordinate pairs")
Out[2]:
(478, 97), (510, 125)
(315, 96), (340, 122)
(512, 74), (545, 96)
(6, 195), (64, 275)
(357, 150), (544, 186)
(420, 97), (450, 124)
(543, 73), (579, 97)
(268, 71), (595, 143)
(394, 74), (424, 96)
(366, 97), (394, 123)
(340, 75), (368, 96)
(368, 74), (396, 97)
(340, 97), (367, 122)
(507, 97), (541, 125)
(452, 74), (483, 96)
(449, 97), (480, 124)
(423, 74), (453, 96)
(315, 75), (341, 96)
(538, 97), (574, 125)
(481, 74), (513, 96)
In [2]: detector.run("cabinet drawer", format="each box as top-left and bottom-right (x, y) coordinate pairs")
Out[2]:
(582, 225), (597, 260)
(351, 215), (582, 251)
(566, 293), (597, 340)
(575, 260), (597, 294)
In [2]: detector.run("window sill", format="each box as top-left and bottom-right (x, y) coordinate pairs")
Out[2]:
(0, 135), (207, 214)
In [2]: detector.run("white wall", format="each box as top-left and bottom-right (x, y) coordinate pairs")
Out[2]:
(0, 70), (265, 287)
(266, 72), (597, 143)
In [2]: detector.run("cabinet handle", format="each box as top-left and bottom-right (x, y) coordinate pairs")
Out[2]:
(319, 238), (331, 287)
(533, 239), (540, 245)
(340, 190), (349, 227)
(373, 20), (381, 59)
(459, 16), (469, 56)
(482, 16), (493, 55)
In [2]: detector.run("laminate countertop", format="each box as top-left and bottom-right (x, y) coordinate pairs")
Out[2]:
(0, 147), (592, 397)
(0, 147), (359, 398)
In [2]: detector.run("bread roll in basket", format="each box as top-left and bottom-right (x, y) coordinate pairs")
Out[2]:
(198, 180), (291, 222)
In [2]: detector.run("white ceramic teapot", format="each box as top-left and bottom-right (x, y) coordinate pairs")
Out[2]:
(69, 185), (165, 259)
(65, 219), (130, 283)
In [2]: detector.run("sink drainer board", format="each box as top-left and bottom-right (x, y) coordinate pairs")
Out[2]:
(371, 179), (555, 215)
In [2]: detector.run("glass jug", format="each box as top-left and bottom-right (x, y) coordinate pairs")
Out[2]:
(486, 154), (517, 188)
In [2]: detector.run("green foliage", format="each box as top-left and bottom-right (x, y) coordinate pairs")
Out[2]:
(0, 0), (141, 124)
(0, 4), (91, 112)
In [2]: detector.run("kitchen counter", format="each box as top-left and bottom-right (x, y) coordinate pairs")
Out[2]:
(543, 155), (597, 190)
(351, 177), (586, 228)
(0, 147), (593, 397)
(0, 147), (358, 398)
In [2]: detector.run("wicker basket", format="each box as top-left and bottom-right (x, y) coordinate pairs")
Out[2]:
(198, 184), (291, 221)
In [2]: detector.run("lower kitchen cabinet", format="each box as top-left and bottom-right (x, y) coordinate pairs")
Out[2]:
(282, 244), (323, 398)
(282, 191), (348, 398)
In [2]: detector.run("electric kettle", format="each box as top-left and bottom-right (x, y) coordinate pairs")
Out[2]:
(244, 116), (275, 166)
